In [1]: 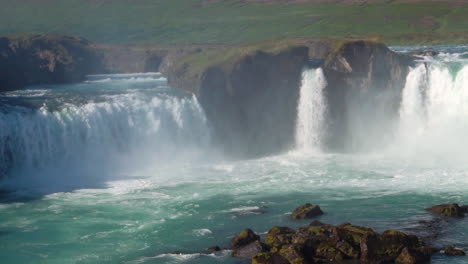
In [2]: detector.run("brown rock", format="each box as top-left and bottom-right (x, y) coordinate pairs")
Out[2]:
(443, 246), (466, 256)
(291, 203), (324, 219)
(207, 245), (221, 252)
(232, 240), (269, 259)
(278, 244), (307, 264)
(252, 252), (289, 264)
(230, 228), (260, 249)
(426, 204), (465, 217)
(396, 247), (432, 264)
(360, 230), (421, 263)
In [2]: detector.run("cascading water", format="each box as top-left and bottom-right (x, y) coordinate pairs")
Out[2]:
(0, 73), (211, 191)
(295, 68), (327, 152)
(396, 59), (468, 164)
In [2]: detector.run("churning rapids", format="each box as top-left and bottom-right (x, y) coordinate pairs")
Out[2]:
(1, 46), (468, 264)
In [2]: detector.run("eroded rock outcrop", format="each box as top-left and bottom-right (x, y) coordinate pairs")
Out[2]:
(0, 34), (104, 91)
(234, 222), (434, 264)
(163, 39), (414, 156)
(290, 204), (324, 219)
(426, 204), (466, 217)
(322, 41), (414, 151)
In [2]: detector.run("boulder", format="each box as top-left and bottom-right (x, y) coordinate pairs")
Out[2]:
(230, 228), (260, 249)
(290, 204), (324, 219)
(426, 204), (465, 217)
(443, 246), (466, 256)
(252, 252), (289, 264)
(207, 245), (222, 252)
(265, 226), (296, 248)
(360, 230), (423, 263)
(396, 247), (432, 264)
(278, 244), (307, 264)
(232, 240), (269, 258)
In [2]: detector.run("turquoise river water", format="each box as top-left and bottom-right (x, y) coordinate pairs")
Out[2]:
(1, 46), (468, 264)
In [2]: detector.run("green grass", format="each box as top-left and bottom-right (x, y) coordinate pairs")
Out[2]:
(2, 0), (468, 45)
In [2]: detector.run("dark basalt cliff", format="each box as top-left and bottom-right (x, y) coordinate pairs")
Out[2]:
(163, 39), (414, 156)
(0, 34), (104, 91)
(198, 47), (309, 156)
(322, 41), (414, 151)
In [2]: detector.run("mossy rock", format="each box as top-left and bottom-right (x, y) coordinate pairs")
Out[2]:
(291, 203), (324, 220)
(360, 230), (422, 263)
(230, 228), (260, 249)
(278, 244), (307, 264)
(315, 240), (346, 262)
(426, 204), (465, 217)
(265, 226), (296, 248)
(252, 252), (289, 264)
(334, 223), (376, 246)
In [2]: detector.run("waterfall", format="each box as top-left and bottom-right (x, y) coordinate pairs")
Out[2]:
(0, 74), (211, 190)
(397, 62), (468, 161)
(295, 68), (327, 152)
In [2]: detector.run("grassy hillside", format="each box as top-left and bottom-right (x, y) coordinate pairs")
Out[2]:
(1, 0), (468, 45)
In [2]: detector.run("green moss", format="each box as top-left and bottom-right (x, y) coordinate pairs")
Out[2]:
(265, 226), (295, 248)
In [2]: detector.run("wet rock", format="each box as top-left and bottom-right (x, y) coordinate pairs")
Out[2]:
(410, 49), (439, 57)
(290, 203), (324, 219)
(230, 228), (260, 249)
(315, 240), (346, 262)
(443, 246), (466, 256)
(396, 247), (432, 264)
(252, 252), (289, 264)
(278, 244), (307, 264)
(207, 245), (222, 252)
(265, 226), (296, 248)
(232, 240), (269, 259)
(426, 204), (465, 217)
(360, 230), (423, 263)
(461, 205), (468, 214)
(233, 221), (449, 264)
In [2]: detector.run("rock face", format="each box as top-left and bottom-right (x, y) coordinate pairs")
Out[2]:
(290, 204), (324, 219)
(163, 39), (414, 156)
(322, 41), (414, 151)
(198, 47), (309, 156)
(236, 222), (434, 264)
(96, 44), (169, 73)
(426, 204), (465, 217)
(0, 34), (104, 91)
(230, 228), (260, 249)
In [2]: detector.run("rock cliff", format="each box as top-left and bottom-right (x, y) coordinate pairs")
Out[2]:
(163, 39), (414, 156)
(0, 34), (103, 91)
(322, 41), (414, 151)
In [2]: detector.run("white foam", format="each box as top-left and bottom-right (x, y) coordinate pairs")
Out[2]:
(295, 68), (327, 153)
